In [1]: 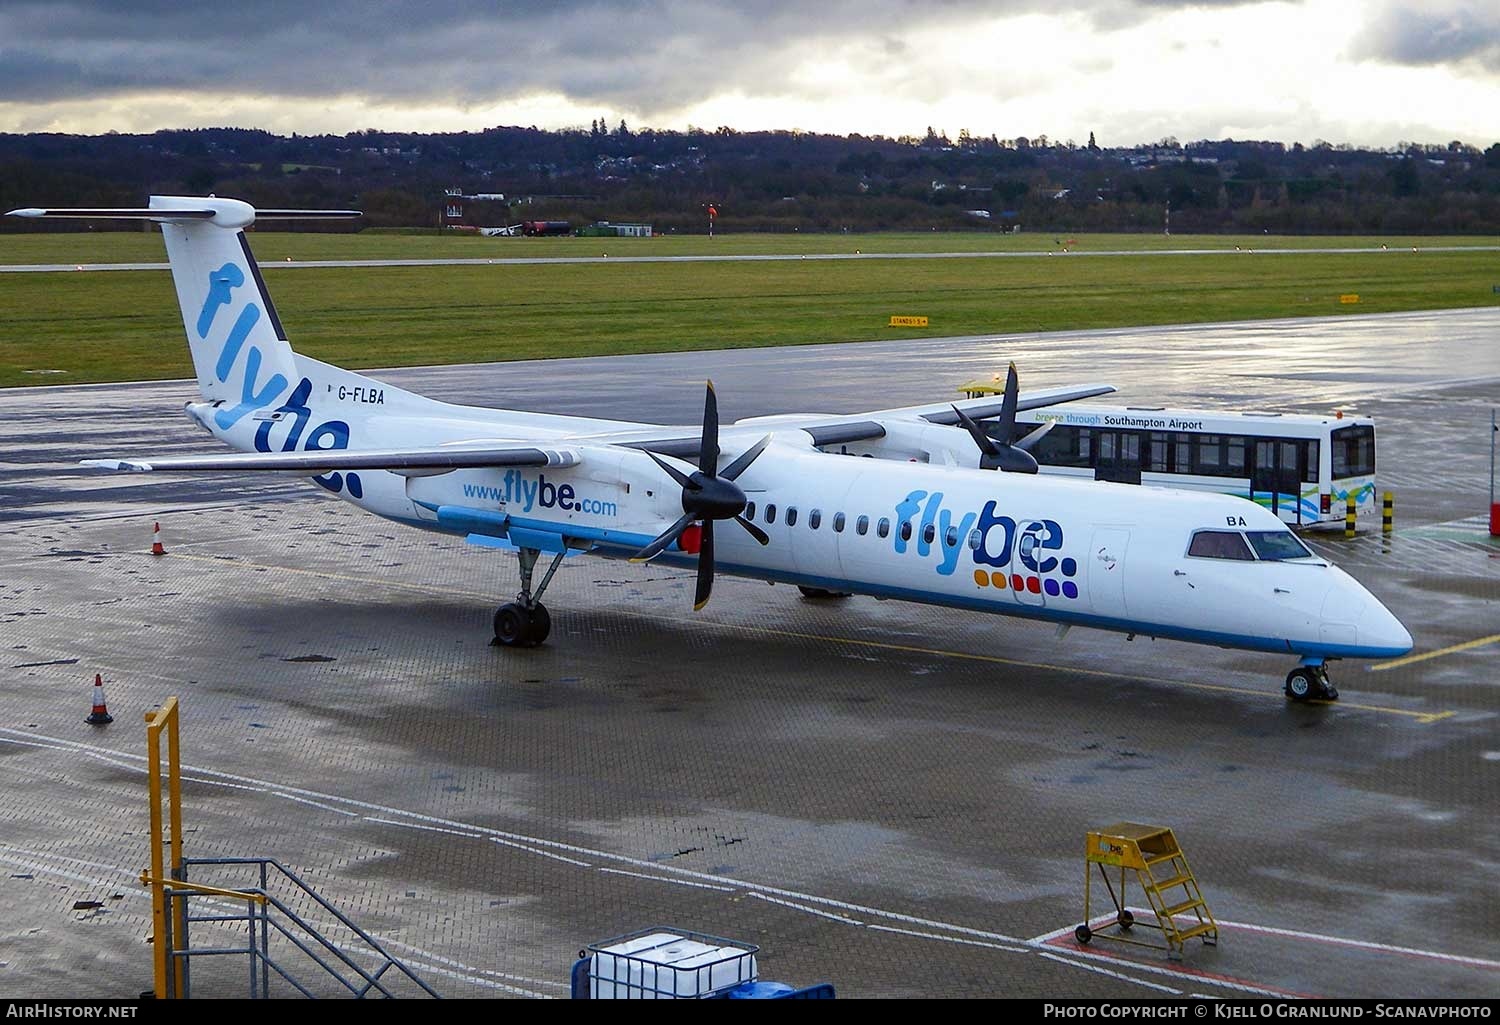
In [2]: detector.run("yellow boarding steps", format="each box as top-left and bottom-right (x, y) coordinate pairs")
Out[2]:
(1075, 822), (1218, 960)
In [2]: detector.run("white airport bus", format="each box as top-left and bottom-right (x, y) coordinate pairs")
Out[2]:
(960, 381), (1376, 527)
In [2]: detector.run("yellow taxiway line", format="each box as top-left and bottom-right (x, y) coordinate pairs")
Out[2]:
(1371, 633), (1500, 673)
(164, 551), (1455, 725)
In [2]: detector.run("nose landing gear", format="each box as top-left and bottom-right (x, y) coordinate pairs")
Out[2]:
(1285, 661), (1338, 702)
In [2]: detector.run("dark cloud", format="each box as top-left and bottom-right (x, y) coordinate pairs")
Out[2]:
(1351, 2), (1500, 72)
(0, 0), (1281, 117)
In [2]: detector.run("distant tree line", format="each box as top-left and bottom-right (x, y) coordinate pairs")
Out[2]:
(2, 125), (1498, 235)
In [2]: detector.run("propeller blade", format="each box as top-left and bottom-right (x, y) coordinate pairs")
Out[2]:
(720, 434), (772, 482)
(1015, 419), (1056, 452)
(949, 404), (1005, 458)
(999, 362), (1020, 443)
(699, 380), (720, 475)
(647, 452), (697, 492)
(734, 514), (770, 546)
(630, 511), (697, 562)
(693, 520), (715, 610)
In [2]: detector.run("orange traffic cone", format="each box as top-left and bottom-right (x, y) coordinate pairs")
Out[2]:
(86, 674), (113, 725)
(151, 522), (165, 556)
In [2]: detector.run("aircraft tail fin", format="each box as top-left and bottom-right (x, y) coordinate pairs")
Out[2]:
(6, 197), (358, 427)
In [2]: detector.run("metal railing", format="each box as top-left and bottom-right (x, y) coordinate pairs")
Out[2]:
(160, 857), (440, 999)
(142, 698), (437, 999)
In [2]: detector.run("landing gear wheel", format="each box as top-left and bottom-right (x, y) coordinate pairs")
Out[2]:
(493, 603), (529, 647)
(1285, 667), (1316, 701)
(1286, 666), (1338, 702)
(1116, 910), (1135, 930)
(493, 602), (552, 647)
(798, 586), (851, 599)
(1074, 924), (1093, 945)
(524, 603), (551, 646)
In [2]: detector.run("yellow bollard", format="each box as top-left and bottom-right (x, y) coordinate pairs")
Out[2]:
(1382, 491), (1393, 534)
(1345, 493), (1357, 539)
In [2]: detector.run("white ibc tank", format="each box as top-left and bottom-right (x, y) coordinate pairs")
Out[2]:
(590, 931), (758, 999)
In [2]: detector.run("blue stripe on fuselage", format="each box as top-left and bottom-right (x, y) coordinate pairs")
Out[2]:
(382, 505), (1401, 661)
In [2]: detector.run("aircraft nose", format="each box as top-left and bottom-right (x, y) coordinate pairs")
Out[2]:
(1358, 597), (1413, 657)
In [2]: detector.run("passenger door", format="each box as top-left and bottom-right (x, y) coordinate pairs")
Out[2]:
(1087, 528), (1130, 619)
(1094, 431), (1142, 485)
(1251, 440), (1304, 524)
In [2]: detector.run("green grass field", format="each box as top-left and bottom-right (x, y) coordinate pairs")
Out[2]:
(2, 228), (1498, 265)
(2, 232), (1498, 388)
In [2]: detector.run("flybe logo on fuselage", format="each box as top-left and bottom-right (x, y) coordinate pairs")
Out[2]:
(200, 261), (360, 497)
(893, 489), (1080, 599)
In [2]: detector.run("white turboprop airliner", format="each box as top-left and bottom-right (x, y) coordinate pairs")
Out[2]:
(8, 197), (1413, 702)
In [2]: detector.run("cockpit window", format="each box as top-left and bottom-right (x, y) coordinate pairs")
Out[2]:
(1246, 530), (1315, 561)
(1187, 530), (1255, 561)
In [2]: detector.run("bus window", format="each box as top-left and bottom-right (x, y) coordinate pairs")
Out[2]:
(1196, 434), (1223, 475)
(1148, 432), (1169, 472)
(1226, 436), (1247, 473)
(1304, 441), (1319, 483)
(1332, 425), (1375, 477)
(1187, 530), (1255, 561)
(1246, 530), (1315, 561)
(1030, 423), (1090, 467)
(1173, 433), (1192, 474)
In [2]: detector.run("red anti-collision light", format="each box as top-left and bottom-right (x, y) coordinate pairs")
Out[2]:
(679, 523), (703, 554)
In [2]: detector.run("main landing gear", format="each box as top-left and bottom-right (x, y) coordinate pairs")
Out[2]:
(1285, 660), (1339, 702)
(493, 547), (565, 648)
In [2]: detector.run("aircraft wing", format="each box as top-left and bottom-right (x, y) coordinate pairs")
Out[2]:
(82, 444), (579, 474)
(568, 383), (1116, 455)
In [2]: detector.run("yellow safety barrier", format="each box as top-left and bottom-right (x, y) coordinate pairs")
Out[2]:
(1346, 493), (1357, 538)
(1382, 491), (1393, 534)
(144, 698), (185, 1000)
(888, 315), (929, 327)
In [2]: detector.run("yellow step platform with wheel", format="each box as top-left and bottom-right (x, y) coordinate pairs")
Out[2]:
(1075, 822), (1218, 960)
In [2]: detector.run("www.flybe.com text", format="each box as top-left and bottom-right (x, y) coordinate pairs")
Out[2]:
(462, 471), (618, 517)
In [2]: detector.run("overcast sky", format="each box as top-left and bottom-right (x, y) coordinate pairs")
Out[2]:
(1, 0), (1496, 147)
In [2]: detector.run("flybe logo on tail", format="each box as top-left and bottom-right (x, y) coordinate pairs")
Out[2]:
(254, 378), (360, 498)
(198, 261), (289, 429)
(202, 259), (360, 497)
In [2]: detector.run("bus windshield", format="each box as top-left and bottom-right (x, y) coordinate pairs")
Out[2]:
(1245, 530), (1315, 561)
(1331, 424), (1375, 478)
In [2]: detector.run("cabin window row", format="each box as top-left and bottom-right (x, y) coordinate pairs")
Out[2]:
(743, 501), (977, 549)
(1024, 423), (1319, 483)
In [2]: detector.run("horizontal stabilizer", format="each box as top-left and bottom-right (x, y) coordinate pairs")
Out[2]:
(7, 207), (217, 221)
(7, 200), (359, 230)
(81, 445), (579, 474)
